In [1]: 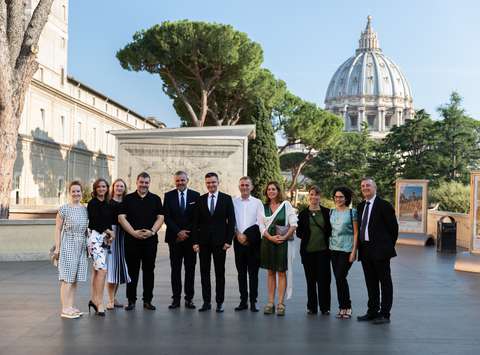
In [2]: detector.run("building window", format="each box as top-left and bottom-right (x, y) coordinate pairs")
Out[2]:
(61, 37), (66, 49)
(60, 67), (65, 85)
(116, 108), (119, 117)
(14, 174), (21, 205)
(92, 97), (96, 106)
(60, 115), (65, 141)
(77, 121), (82, 142)
(92, 127), (97, 149)
(39, 67), (44, 82)
(105, 102), (108, 113)
(77, 89), (81, 99)
(62, 4), (67, 21)
(40, 108), (46, 132)
(367, 115), (376, 130)
(57, 177), (65, 200)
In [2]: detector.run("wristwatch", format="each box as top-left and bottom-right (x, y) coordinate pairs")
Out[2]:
(150, 229), (156, 236)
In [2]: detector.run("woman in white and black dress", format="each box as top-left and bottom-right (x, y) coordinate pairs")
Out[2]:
(87, 178), (114, 316)
(106, 178), (131, 309)
(54, 180), (89, 319)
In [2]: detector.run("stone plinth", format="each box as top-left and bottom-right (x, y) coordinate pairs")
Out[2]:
(109, 125), (255, 197)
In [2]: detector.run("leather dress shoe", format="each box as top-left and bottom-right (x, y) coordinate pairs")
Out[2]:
(216, 303), (224, 313)
(357, 313), (379, 321)
(234, 303), (248, 311)
(372, 316), (390, 324)
(168, 301), (180, 309)
(198, 303), (211, 312)
(185, 300), (196, 309)
(124, 303), (135, 311)
(250, 303), (259, 312)
(143, 302), (156, 311)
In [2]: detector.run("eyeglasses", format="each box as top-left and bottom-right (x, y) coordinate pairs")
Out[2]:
(333, 196), (345, 199)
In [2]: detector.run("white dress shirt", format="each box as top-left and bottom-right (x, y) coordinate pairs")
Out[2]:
(361, 195), (376, 241)
(177, 188), (188, 207)
(208, 191), (219, 212)
(233, 195), (263, 234)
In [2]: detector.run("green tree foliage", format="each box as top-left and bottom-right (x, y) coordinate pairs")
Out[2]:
(117, 20), (264, 127)
(277, 94), (343, 197)
(436, 92), (480, 183)
(304, 125), (373, 204)
(247, 102), (283, 199)
(430, 181), (470, 213)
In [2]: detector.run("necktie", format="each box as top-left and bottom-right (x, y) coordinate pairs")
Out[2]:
(360, 201), (370, 242)
(180, 191), (185, 213)
(209, 194), (215, 215)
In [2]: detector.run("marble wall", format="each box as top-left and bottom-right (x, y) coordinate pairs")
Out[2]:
(111, 126), (255, 197)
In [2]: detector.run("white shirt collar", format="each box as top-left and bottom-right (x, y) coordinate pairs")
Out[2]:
(177, 188), (188, 195)
(209, 191), (219, 199)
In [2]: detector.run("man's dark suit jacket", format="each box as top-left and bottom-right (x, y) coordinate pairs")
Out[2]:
(192, 192), (236, 246)
(163, 189), (200, 244)
(357, 197), (399, 261)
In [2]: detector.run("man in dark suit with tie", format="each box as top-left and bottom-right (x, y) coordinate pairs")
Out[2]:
(192, 172), (236, 313)
(357, 177), (398, 324)
(163, 171), (200, 309)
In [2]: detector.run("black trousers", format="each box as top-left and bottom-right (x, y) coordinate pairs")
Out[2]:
(199, 244), (226, 305)
(330, 250), (353, 309)
(302, 249), (331, 313)
(125, 237), (157, 303)
(168, 241), (196, 302)
(360, 243), (393, 318)
(234, 240), (260, 304)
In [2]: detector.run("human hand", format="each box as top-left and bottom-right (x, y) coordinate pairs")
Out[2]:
(177, 230), (190, 241)
(237, 234), (247, 245)
(193, 244), (200, 253)
(133, 230), (146, 239)
(223, 243), (231, 251)
(349, 250), (357, 263)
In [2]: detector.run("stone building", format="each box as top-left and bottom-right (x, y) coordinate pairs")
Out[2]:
(11, 1), (163, 209)
(324, 16), (414, 138)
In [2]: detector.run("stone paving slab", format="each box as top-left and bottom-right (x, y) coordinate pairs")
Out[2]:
(0, 243), (479, 355)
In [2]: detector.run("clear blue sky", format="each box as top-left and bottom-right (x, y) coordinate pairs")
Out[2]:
(68, 0), (480, 127)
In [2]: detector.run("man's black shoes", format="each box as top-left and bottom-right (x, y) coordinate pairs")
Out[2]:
(143, 302), (156, 311)
(234, 303), (248, 311)
(198, 303), (211, 312)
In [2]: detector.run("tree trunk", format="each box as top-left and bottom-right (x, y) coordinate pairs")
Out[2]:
(0, 103), (20, 219)
(288, 151), (314, 199)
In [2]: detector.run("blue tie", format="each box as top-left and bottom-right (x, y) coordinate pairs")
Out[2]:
(180, 191), (186, 213)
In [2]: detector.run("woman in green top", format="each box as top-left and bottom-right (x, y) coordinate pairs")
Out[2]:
(296, 186), (332, 315)
(259, 181), (297, 316)
(329, 186), (358, 319)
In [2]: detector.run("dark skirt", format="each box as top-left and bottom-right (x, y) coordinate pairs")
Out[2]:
(260, 238), (288, 272)
(107, 225), (131, 284)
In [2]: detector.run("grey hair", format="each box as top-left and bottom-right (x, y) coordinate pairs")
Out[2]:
(174, 170), (189, 179)
(360, 177), (377, 189)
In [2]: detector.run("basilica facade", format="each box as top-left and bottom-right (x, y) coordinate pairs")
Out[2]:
(11, 1), (163, 210)
(325, 16), (414, 138)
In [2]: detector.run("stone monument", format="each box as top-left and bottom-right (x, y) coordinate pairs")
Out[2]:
(109, 125), (255, 197)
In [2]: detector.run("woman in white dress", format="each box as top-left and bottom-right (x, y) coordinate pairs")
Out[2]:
(54, 181), (89, 319)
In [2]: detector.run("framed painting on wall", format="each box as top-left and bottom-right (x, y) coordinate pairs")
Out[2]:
(395, 179), (429, 234)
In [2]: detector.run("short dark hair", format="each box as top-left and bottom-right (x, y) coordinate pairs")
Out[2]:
(308, 185), (322, 195)
(137, 171), (150, 180)
(332, 186), (353, 206)
(205, 172), (218, 179)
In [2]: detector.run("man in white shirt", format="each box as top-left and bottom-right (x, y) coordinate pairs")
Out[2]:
(233, 176), (264, 312)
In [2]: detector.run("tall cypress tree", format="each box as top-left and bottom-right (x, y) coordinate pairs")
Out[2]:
(247, 102), (283, 199)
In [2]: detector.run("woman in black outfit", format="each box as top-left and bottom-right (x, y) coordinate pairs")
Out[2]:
(87, 178), (114, 316)
(296, 185), (332, 315)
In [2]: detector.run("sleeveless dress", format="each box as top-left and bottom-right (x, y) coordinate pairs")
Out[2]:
(260, 204), (288, 272)
(107, 199), (131, 284)
(58, 204), (89, 283)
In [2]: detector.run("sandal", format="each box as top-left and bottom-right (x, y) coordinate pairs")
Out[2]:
(336, 309), (345, 319)
(263, 302), (275, 315)
(106, 302), (115, 310)
(276, 303), (286, 316)
(342, 308), (352, 319)
(114, 299), (124, 308)
(61, 308), (80, 319)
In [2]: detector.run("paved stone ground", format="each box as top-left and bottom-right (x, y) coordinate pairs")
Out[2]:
(0, 242), (479, 355)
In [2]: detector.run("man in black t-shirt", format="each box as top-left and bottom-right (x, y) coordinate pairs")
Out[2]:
(119, 172), (164, 311)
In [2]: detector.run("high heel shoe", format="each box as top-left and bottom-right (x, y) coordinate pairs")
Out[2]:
(88, 300), (105, 317)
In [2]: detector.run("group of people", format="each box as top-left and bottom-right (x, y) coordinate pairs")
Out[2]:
(54, 171), (398, 325)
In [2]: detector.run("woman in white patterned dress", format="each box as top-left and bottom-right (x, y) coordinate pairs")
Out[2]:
(54, 180), (89, 319)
